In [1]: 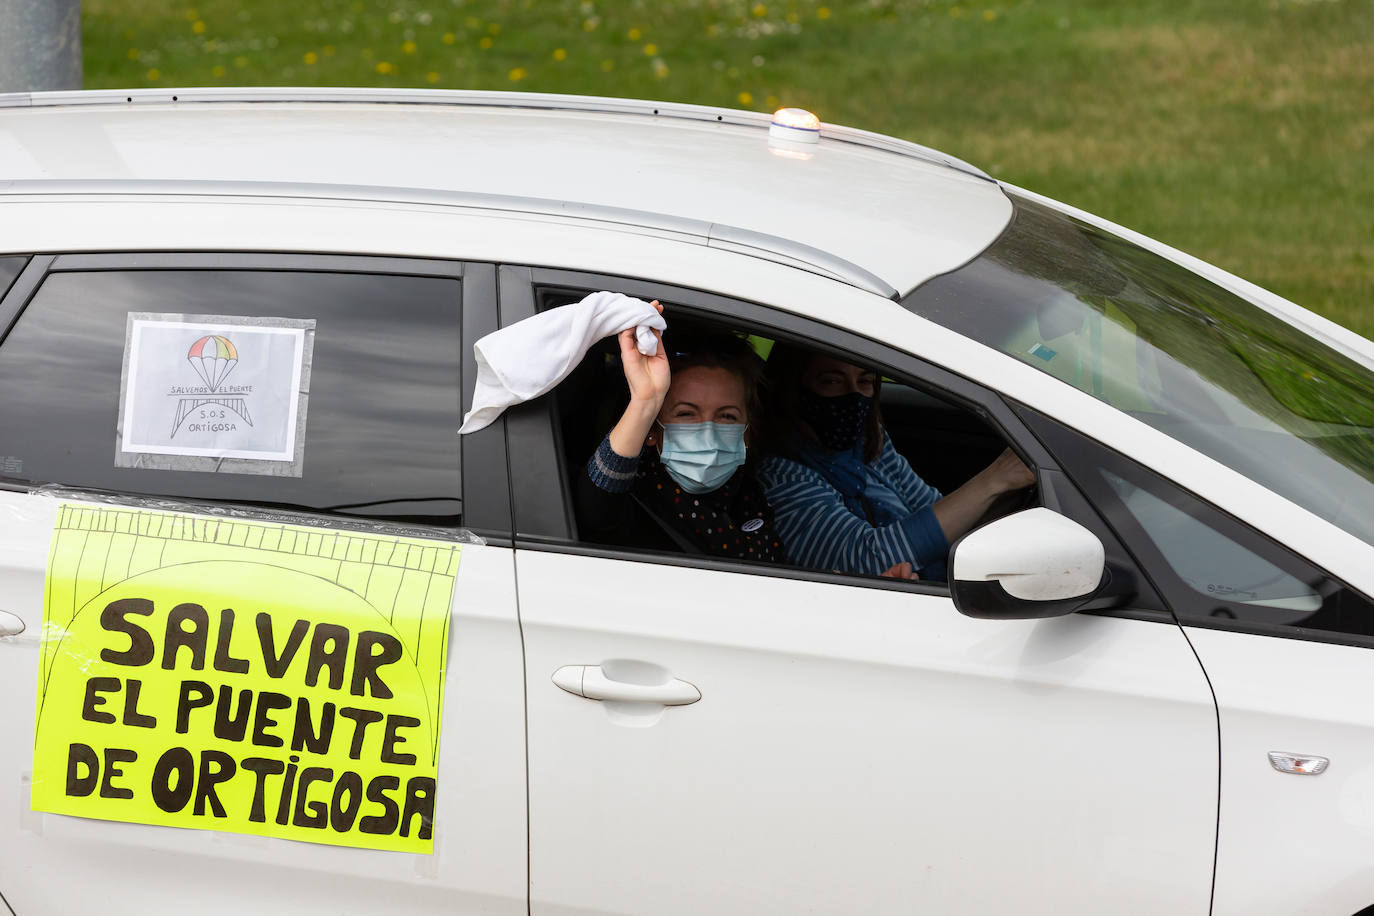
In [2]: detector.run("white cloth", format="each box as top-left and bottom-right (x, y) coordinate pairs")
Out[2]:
(459, 291), (665, 434)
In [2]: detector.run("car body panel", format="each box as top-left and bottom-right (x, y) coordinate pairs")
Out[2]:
(0, 490), (528, 914)
(1183, 626), (1374, 916)
(518, 549), (1217, 915)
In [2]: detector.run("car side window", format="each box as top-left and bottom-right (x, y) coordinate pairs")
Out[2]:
(0, 263), (462, 525)
(1102, 470), (1322, 615)
(539, 285), (1039, 586)
(1019, 406), (1374, 641)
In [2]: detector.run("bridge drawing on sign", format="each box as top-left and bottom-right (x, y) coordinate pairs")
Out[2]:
(170, 396), (253, 436)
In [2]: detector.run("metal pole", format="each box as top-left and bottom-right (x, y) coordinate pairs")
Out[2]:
(0, 0), (83, 93)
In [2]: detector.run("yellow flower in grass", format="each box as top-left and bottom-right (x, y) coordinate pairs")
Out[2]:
(508, 67), (527, 82)
(553, 48), (567, 61)
(402, 41), (417, 54)
(817, 6), (831, 19)
(376, 60), (394, 74)
(643, 43), (657, 55)
(191, 20), (206, 34)
(442, 32), (456, 45)
(738, 91), (753, 106)
(627, 27), (642, 40)
(303, 51), (318, 65)
(479, 36), (494, 49)
(426, 71), (441, 83)
(146, 68), (161, 81)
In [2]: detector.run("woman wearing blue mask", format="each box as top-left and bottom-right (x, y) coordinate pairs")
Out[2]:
(758, 346), (1035, 580)
(576, 316), (784, 562)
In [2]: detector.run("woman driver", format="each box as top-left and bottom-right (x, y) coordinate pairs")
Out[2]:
(576, 312), (783, 562)
(758, 345), (1035, 579)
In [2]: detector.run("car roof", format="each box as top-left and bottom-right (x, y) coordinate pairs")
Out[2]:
(0, 88), (1012, 298)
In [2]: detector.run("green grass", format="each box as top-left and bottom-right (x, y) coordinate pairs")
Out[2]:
(82, 0), (1374, 338)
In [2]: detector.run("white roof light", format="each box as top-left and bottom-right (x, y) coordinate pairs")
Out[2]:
(769, 107), (820, 145)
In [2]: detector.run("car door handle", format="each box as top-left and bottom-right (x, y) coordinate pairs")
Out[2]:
(0, 610), (24, 637)
(552, 665), (701, 706)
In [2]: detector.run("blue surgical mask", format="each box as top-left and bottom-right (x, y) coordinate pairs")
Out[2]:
(657, 421), (747, 494)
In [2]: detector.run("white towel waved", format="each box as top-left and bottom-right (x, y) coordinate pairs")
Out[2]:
(459, 290), (665, 434)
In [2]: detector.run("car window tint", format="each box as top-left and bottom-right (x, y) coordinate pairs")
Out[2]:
(0, 256), (26, 301)
(0, 268), (461, 525)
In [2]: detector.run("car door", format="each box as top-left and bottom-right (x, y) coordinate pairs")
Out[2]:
(504, 268), (1219, 915)
(0, 254), (527, 915)
(1023, 409), (1374, 916)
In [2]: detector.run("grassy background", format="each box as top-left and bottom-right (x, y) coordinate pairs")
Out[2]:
(82, 0), (1373, 337)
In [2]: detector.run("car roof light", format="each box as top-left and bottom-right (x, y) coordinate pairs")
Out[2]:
(769, 107), (820, 145)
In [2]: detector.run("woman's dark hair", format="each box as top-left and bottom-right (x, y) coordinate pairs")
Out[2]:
(761, 342), (885, 464)
(661, 327), (766, 425)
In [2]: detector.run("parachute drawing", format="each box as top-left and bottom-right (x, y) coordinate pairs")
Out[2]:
(187, 335), (239, 392)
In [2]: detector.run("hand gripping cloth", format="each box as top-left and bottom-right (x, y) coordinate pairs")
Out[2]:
(459, 290), (665, 434)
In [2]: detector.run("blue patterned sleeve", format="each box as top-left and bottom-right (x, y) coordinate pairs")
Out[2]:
(758, 455), (949, 576)
(874, 435), (943, 511)
(586, 433), (640, 494)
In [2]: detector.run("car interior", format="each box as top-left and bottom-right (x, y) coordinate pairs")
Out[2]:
(538, 287), (1037, 576)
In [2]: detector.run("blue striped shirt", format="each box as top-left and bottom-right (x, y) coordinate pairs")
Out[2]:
(758, 436), (948, 577)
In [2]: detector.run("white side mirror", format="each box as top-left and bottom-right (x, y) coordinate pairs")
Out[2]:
(950, 508), (1107, 619)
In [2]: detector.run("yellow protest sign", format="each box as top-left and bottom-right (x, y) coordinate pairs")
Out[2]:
(32, 503), (462, 854)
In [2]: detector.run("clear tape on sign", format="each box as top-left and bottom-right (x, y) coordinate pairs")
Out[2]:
(27, 485), (484, 546)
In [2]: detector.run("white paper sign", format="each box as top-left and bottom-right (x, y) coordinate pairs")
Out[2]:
(120, 317), (307, 461)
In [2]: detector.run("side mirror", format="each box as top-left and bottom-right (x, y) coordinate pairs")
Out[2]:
(950, 508), (1107, 619)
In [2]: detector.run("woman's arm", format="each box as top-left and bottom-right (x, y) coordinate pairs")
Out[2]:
(931, 448), (1035, 542)
(759, 457), (948, 576)
(576, 304), (668, 542)
(606, 304), (667, 458)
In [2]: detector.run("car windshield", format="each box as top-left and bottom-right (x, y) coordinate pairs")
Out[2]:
(905, 192), (1374, 548)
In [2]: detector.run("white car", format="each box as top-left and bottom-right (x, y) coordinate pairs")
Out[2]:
(1, 87), (1373, 916)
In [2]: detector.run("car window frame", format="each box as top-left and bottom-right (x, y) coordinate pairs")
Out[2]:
(499, 265), (1171, 618)
(0, 251), (514, 540)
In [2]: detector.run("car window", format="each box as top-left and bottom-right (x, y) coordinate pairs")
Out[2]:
(1020, 406), (1374, 641)
(906, 192), (1374, 551)
(539, 286), (1037, 586)
(0, 265), (461, 525)
(1102, 470), (1322, 615)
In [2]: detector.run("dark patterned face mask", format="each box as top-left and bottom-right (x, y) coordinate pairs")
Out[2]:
(800, 389), (872, 451)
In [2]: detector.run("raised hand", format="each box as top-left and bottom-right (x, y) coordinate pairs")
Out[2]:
(608, 300), (668, 458)
(619, 301), (669, 409)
